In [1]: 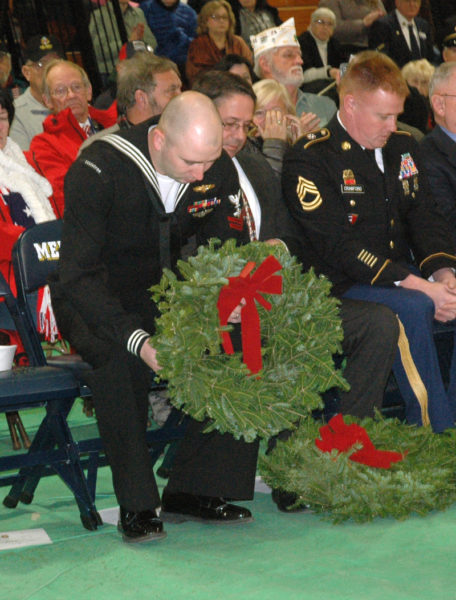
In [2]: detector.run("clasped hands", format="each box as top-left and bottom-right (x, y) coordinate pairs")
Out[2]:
(401, 268), (456, 323)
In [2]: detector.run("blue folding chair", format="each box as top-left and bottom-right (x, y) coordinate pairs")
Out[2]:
(5, 220), (187, 521)
(0, 271), (102, 530)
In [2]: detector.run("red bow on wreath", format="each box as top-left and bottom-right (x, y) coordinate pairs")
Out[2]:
(217, 255), (283, 374)
(315, 414), (406, 469)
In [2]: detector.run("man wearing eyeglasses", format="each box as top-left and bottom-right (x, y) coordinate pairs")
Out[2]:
(421, 62), (456, 247)
(9, 35), (63, 151)
(298, 7), (344, 92)
(26, 59), (117, 218)
(251, 18), (337, 130)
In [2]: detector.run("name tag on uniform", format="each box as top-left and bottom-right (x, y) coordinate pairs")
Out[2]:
(341, 184), (364, 194)
(341, 170), (364, 194)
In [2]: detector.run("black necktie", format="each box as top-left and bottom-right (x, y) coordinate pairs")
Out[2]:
(408, 24), (421, 60)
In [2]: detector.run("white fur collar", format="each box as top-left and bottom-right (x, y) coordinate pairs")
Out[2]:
(0, 137), (55, 223)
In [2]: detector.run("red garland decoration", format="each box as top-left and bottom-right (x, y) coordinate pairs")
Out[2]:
(315, 414), (406, 469)
(217, 255), (283, 374)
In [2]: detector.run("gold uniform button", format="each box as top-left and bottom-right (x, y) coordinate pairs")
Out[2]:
(390, 219), (394, 226)
(389, 240), (395, 249)
(350, 199), (356, 206)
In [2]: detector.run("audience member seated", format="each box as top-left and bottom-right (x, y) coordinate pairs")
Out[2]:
(227, 0), (281, 49)
(402, 58), (434, 130)
(442, 33), (456, 63)
(9, 35), (63, 151)
(420, 62), (456, 246)
(26, 60), (117, 218)
(192, 70), (297, 244)
(318, 0), (385, 57)
(249, 78), (314, 176)
(368, 0), (434, 68)
(0, 43), (27, 100)
(214, 53), (256, 84)
(186, 0), (252, 86)
(251, 18), (337, 128)
(93, 40), (154, 110)
(81, 53), (181, 151)
(89, 0), (157, 84)
(0, 89), (55, 332)
(141, 0), (197, 78)
(283, 50), (456, 434)
(298, 7), (343, 99)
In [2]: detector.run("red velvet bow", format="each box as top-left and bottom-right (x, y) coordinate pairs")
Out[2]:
(217, 255), (283, 374)
(315, 414), (406, 469)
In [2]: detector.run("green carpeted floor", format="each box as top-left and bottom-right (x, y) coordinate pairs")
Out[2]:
(1, 406), (456, 600)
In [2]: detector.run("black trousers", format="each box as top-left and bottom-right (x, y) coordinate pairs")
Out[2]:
(338, 297), (399, 418)
(52, 297), (258, 512)
(83, 348), (259, 511)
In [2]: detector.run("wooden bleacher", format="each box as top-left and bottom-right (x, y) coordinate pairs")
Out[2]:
(268, 0), (317, 35)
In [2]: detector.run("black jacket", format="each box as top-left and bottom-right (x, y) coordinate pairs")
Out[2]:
(368, 11), (434, 67)
(282, 116), (456, 296)
(420, 125), (456, 246)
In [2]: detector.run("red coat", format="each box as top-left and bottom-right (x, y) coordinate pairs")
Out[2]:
(0, 195), (23, 295)
(26, 103), (117, 218)
(186, 33), (252, 85)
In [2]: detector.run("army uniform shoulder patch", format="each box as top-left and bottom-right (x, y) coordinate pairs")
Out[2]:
(294, 128), (331, 150)
(296, 176), (322, 212)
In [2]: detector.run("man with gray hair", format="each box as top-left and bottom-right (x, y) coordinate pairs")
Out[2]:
(25, 59), (117, 217)
(298, 7), (344, 90)
(420, 61), (456, 245)
(251, 17), (337, 128)
(80, 53), (181, 150)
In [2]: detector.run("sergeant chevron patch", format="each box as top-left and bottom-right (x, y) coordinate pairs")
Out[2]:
(296, 176), (322, 211)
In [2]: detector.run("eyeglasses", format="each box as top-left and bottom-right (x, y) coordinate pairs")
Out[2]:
(439, 93), (456, 99)
(209, 14), (229, 21)
(314, 19), (335, 26)
(222, 120), (253, 133)
(51, 82), (86, 98)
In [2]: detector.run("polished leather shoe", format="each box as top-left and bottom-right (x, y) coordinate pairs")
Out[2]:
(271, 488), (310, 513)
(161, 489), (253, 524)
(118, 507), (167, 543)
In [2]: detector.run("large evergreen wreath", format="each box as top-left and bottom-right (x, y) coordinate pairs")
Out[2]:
(260, 413), (456, 523)
(150, 239), (348, 442)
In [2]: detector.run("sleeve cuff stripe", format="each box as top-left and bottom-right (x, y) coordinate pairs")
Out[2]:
(127, 329), (150, 355)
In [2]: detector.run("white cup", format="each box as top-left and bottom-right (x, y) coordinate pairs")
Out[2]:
(0, 345), (17, 371)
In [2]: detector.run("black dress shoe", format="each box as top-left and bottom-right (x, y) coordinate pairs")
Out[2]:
(161, 489), (253, 524)
(118, 507), (167, 543)
(271, 489), (311, 513)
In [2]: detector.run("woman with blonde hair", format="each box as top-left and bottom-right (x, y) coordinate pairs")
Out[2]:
(186, 0), (252, 85)
(402, 59), (435, 99)
(250, 78), (319, 175)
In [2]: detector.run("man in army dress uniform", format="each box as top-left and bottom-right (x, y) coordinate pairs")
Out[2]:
(283, 51), (456, 433)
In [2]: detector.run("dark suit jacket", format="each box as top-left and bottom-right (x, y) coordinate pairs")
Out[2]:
(420, 125), (456, 246)
(197, 147), (300, 250)
(368, 11), (434, 67)
(298, 30), (345, 71)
